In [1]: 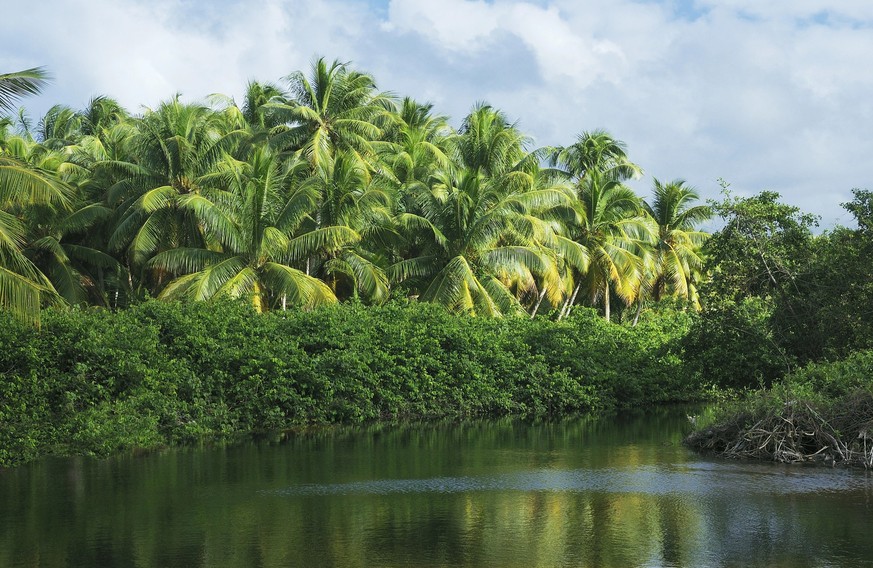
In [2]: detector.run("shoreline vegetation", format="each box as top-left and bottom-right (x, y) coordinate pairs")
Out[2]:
(0, 299), (696, 468)
(2, 61), (872, 468)
(685, 351), (873, 469)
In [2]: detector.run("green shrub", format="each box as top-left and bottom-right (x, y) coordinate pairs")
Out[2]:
(0, 299), (703, 467)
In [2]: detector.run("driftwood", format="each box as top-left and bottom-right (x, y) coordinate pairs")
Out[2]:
(685, 393), (873, 469)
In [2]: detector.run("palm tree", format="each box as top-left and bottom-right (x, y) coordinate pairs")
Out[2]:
(150, 148), (348, 311)
(561, 172), (654, 321)
(551, 130), (651, 321)
(0, 67), (49, 113)
(389, 105), (566, 316)
(0, 68), (76, 324)
(106, 98), (248, 291)
(295, 150), (393, 302)
(375, 97), (452, 203)
(550, 129), (641, 186)
(641, 178), (710, 307)
(269, 57), (395, 173)
(79, 96), (129, 137)
(241, 80), (287, 132)
(0, 145), (73, 324)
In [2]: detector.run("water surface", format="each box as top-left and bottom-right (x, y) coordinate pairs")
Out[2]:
(2, 407), (871, 567)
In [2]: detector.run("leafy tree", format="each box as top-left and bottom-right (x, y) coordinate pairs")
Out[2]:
(390, 105), (566, 315)
(151, 147), (342, 311)
(684, 190), (817, 387)
(550, 131), (650, 321)
(771, 189), (873, 361)
(641, 178), (710, 307)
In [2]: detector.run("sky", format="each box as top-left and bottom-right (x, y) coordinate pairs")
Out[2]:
(3, 0), (872, 228)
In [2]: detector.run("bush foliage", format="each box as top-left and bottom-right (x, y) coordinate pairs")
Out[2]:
(0, 299), (697, 467)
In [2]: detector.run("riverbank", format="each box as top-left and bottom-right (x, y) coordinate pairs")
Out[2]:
(0, 299), (701, 468)
(685, 350), (873, 468)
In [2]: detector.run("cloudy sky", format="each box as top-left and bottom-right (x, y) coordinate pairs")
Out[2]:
(3, 0), (872, 227)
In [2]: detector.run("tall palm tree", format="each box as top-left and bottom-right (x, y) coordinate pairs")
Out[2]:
(551, 130), (651, 321)
(269, 57), (394, 173)
(550, 129), (641, 186)
(389, 105), (566, 316)
(642, 178), (710, 307)
(241, 80), (287, 132)
(375, 97), (452, 203)
(0, 143), (73, 324)
(294, 149), (393, 302)
(0, 67), (75, 324)
(106, 98), (248, 290)
(560, 171), (653, 321)
(150, 148), (348, 311)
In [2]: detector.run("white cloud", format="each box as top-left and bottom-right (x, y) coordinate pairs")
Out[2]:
(2, 0), (871, 226)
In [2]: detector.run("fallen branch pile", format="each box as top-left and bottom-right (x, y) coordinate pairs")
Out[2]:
(685, 392), (873, 468)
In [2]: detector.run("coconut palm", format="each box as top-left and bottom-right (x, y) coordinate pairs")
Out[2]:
(150, 148), (348, 311)
(558, 171), (653, 321)
(240, 80), (287, 132)
(0, 138), (72, 324)
(294, 149), (393, 302)
(389, 105), (567, 315)
(106, 98), (248, 290)
(375, 97), (452, 204)
(550, 129), (641, 185)
(551, 131), (651, 321)
(0, 68), (79, 323)
(641, 178), (710, 307)
(23, 199), (119, 306)
(269, 57), (394, 172)
(0, 67), (49, 113)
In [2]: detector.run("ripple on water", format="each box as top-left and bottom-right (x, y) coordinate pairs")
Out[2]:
(267, 462), (871, 497)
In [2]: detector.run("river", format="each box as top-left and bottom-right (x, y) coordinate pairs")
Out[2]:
(1, 407), (871, 567)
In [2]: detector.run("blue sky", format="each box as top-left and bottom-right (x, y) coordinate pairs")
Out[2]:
(3, 0), (873, 227)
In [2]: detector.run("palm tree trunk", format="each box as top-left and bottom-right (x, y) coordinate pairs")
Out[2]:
(632, 297), (643, 327)
(530, 287), (548, 319)
(604, 280), (611, 322)
(558, 283), (582, 321)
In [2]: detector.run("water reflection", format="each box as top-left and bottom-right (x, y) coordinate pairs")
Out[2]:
(1, 408), (872, 567)
(271, 463), (868, 497)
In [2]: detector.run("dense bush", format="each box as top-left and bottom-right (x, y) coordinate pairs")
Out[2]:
(686, 349), (873, 467)
(681, 297), (793, 389)
(0, 299), (698, 467)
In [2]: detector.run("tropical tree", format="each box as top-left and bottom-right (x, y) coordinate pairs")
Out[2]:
(105, 98), (248, 290)
(240, 80), (287, 132)
(0, 67), (76, 324)
(269, 57), (395, 173)
(551, 130), (650, 321)
(560, 172), (653, 321)
(0, 67), (49, 113)
(375, 97), (452, 206)
(150, 148), (347, 311)
(550, 129), (640, 186)
(390, 105), (567, 315)
(294, 149), (393, 301)
(641, 178), (710, 308)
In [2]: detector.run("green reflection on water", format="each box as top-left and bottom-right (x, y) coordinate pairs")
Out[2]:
(2, 407), (871, 567)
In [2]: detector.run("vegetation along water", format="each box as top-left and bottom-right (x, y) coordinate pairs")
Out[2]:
(1, 58), (873, 562)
